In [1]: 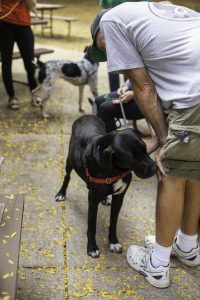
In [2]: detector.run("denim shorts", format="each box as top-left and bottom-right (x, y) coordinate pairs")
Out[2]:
(162, 103), (200, 180)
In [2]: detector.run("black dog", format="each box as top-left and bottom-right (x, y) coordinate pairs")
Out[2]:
(55, 115), (157, 258)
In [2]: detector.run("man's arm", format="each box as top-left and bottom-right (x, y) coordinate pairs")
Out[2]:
(127, 67), (168, 143)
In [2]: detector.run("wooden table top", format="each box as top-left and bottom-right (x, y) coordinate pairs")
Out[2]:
(36, 3), (65, 10)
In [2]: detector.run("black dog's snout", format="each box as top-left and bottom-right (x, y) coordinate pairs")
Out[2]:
(134, 158), (157, 179)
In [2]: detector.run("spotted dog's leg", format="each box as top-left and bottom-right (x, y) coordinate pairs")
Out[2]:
(78, 85), (84, 113)
(88, 74), (98, 100)
(40, 76), (53, 118)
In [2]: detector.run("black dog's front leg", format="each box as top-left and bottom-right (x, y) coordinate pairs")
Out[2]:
(87, 190), (100, 258)
(55, 160), (73, 201)
(109, 194), (124, 253)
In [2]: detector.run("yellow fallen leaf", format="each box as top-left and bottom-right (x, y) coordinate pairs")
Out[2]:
(8, 260), (14, 265)
(2, 273), (10, 279)
(10, 232), (17, 238)
(4, 194), (14, 199)
(2, 239), (7, 245)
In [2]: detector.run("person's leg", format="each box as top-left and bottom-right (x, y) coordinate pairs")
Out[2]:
(108, 73), (120, 92)
(156, 176), (186, 247)
(0, 21), (15, 98)
(15, 25), (38, 91)
(95, 91), (118, 109)
(98, 101), (117, 131)
(113, 101), (144, 121)
(181, 179), (200, 235)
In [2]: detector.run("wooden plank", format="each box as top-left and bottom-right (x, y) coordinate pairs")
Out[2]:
(0, 195), (24, 300)
(32, 14), (77, 22)
(0, 203), (5, 224)
(11, 48), (54, 60)
(31, 19), (48, 26)
(0, 157), (4, 169)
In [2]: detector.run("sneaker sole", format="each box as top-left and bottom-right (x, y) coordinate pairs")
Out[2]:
(126, 251), (170, 289)
(172, 252), (200, 267)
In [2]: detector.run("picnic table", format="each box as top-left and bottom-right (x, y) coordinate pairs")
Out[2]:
(35, 3), (65, 37)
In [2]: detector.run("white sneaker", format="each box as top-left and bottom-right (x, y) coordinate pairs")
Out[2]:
(172, 238), (200, 266)
(126, 245), (170, 288)
(144, 235), (200, 266)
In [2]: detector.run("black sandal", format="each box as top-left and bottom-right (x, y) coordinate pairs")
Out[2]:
(8, 97), (20, 110)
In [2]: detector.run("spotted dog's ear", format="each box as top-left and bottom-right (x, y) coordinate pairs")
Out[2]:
(101, 146), (114, 171)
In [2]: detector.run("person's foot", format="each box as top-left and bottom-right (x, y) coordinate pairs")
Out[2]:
(8, 97), (20, 110)
(126, 245), (170, 288)
(172, 238), (200, 266)
(144, 235), (200, 266)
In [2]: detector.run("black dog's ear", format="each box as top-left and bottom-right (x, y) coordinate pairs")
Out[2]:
(101, 147), (113, 170)
(132, 128), (142, 138)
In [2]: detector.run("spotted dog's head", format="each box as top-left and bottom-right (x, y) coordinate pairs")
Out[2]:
(83, 45), (99, 66)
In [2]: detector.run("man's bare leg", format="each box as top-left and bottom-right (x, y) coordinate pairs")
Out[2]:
(181, 179), (200, 235)
(156, 176), (186, 247)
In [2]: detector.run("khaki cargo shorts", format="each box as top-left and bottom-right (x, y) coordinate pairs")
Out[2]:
(162, 103), (200, 180)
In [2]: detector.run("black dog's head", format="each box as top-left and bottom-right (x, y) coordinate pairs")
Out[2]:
(98, 128), (157, 179)
(84, 45), (99, 66)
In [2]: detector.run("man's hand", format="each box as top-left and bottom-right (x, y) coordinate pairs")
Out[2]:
(156, 146), (166, 181)
(117, 86), (128, 96)
(145, 137), (166, 181)
(145, 136), (159, 154)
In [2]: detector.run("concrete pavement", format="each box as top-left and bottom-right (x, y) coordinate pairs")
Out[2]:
(0, 46), (199, 300)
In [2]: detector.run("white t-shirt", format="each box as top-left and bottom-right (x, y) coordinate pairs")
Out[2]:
(100, 2), (200, 109)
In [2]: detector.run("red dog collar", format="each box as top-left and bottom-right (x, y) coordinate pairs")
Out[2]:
(84, 166), (131, 184)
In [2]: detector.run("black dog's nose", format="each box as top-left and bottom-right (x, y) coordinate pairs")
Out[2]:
(134, 159), (157, 179)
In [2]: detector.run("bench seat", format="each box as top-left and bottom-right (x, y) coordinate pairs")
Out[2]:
(0, 195), (24, 300)
(31, 14), (77, 36)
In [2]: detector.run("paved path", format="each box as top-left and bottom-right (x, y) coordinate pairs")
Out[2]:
(0, 47), (199, 300)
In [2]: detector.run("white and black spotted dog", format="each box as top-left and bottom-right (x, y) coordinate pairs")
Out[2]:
(33, 46), (99, 118)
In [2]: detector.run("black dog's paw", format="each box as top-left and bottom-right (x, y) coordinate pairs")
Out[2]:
(87, 249), (100, 258)
(55, 192), (66, 202)
(110, 243), (122, 253)
(101, 196), (112, 206)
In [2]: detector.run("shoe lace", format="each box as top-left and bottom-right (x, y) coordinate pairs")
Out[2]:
(133, 248), (151, 267)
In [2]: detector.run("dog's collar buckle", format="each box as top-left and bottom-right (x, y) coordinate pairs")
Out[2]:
(106, 178), (112, 184)
(84, 165), (131, 184)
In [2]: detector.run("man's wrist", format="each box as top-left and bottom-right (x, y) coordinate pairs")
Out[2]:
(159, 139), (166, 146)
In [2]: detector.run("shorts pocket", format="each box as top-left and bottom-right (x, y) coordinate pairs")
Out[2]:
(164, 124), (200, 162)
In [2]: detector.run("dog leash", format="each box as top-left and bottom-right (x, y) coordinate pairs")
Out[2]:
(0, 0), (23, 19)
(118, 95), (128, 128)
